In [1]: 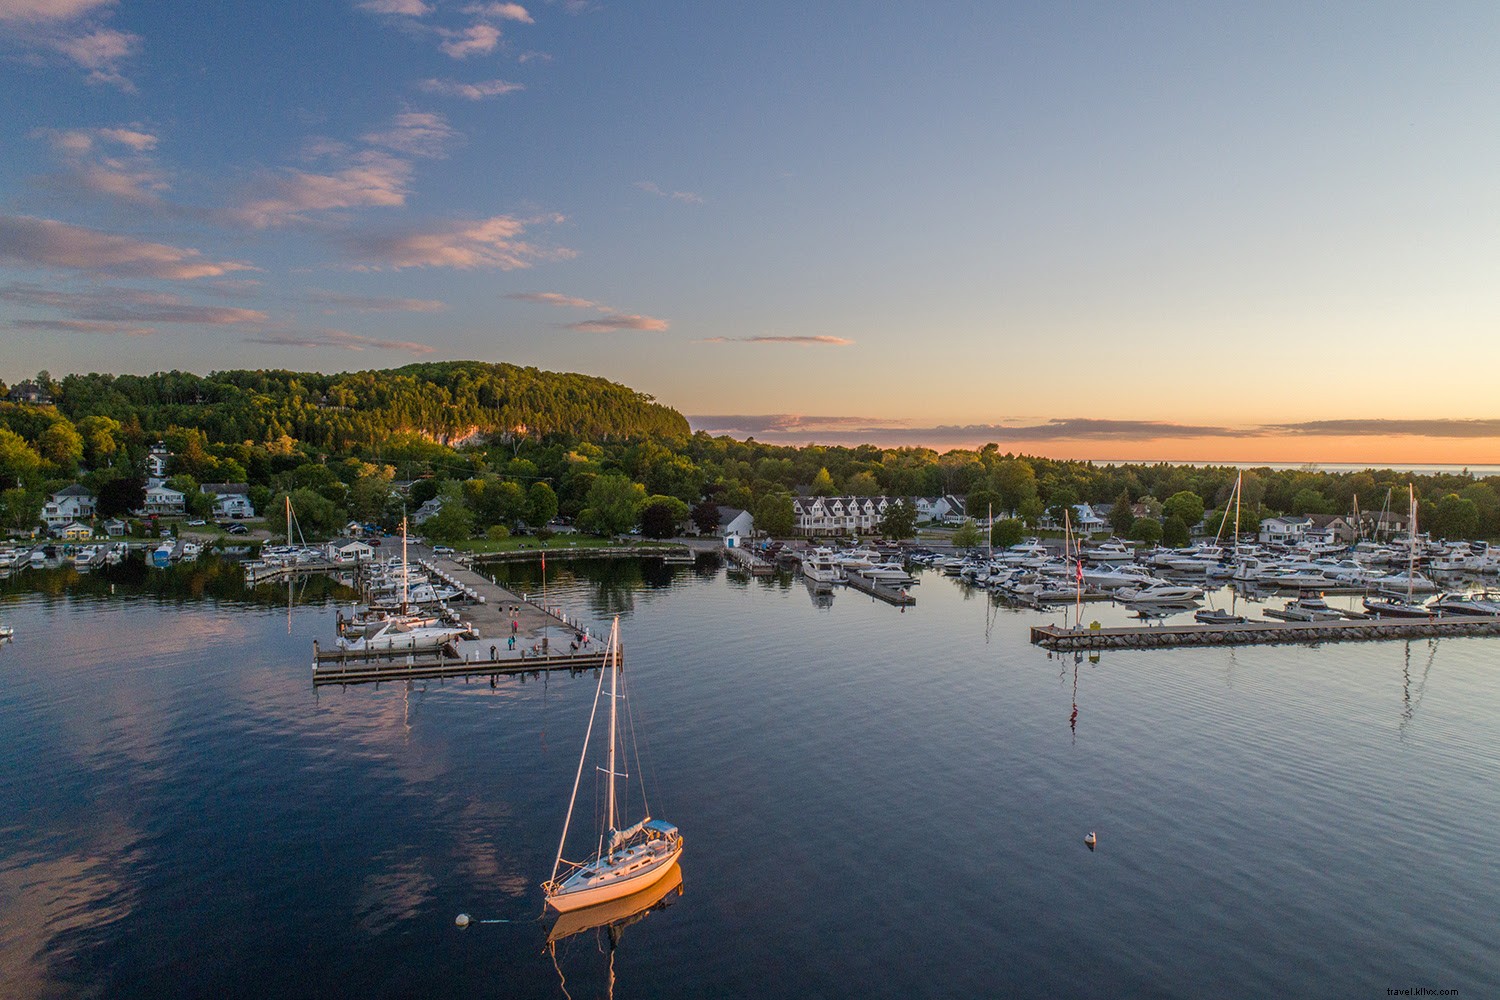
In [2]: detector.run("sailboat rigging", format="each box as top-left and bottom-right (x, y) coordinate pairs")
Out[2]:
(543, 617), (683, 913)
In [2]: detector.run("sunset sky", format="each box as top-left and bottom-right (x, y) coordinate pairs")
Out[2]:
(2, 2), (1498, 465)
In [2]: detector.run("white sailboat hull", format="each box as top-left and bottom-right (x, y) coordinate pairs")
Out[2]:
(546, 839), (684, 913)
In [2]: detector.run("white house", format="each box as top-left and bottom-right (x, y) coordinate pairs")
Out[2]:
(57, 521), (93, 540)
(326, 539), (374, 562)
(201, 483), (255, 518)
(43, 484), (96, 528)
(792, 495), (897, 536)
(140, 484), (186, 516)
(146, 444), (170, 478)
(718, 506), (754, 545)
(1259, 515), (1312, 545)
(412, 497), (445, 525)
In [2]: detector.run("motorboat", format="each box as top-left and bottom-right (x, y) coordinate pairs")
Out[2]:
(1426, 593), (1500, 616)
(1194, 608), (1246, 625)
(335, 618), (474, 652)
(1115, 582), (1204, 604)
(1081, 540), (1134, 563)
(801, 548), (845, 584)
(1264, 594), (1345, 621)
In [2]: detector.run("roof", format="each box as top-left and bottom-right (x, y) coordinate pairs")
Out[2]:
(717, 506), (748, 529)
(200, 483), (250, 495)
(52, 484), (94, 498)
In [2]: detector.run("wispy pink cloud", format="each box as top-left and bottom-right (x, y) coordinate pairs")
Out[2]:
(506, 291), (597, 308)
(438, 22), (501, 58)
(355, 0), (431, 15)
(34, 125), (169, 205)
(417, 77), (525, 100)
(0, 216), (253, 279)
(228, 151), (412, 228)
(0, 2), (140, 89)
(245, 328), (435, 355)
(306, 289), (447, 313)
(11, 317), (154, 336)
(0, 0), (116, 20)
(462, 2), (533, 22)
(568, 313), (669, 333)
(700, 335), (854, 346)
(635, 180), (705, 205)
(361, 111), (459, 158)
(0, 282), (267, 325)
(344, 214), (573, 270)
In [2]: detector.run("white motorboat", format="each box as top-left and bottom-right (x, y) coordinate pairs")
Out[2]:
(1081, 563), (1159, 590)
(1115, 582), (1204, 604)
(1264, 594), (1345, 621)
(335, 618), (473, 652)
(543, 618), (683, 913)
(1427, 592), (1500, 616)
(1081, 540), (1134, 563)
(801, 548), (845, 584)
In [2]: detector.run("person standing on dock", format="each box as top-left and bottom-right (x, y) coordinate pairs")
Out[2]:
(511, 619), (518, 634)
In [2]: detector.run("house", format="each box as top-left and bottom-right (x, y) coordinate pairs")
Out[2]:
(1038, 503), (1107, 534)
(140, 484), (186, 516)
(43, 484), (96, 528)
(201, 483), (255, 519)
(6, 380), (53, 405)
(1259, 515), (1313, 545)
(57, 521), (93, 540)
(412, 497), (445, 525)
(103, 518), (129, 537)
(718, 506), (754, 545)
(146, 444), (171, 478)
(792, 495), (899, 536)
(940, 494), (967, 525)
(1306, 514), (1357, 545)
(326, 539), (374, 563)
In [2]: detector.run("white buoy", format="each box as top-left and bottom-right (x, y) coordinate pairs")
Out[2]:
(455, 913), (471, 928)
(1084, 832), (1097, 849)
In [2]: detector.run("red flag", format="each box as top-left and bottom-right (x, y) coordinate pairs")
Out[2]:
(541, 550), (546, 572)
(1076, 558), (1084, 582)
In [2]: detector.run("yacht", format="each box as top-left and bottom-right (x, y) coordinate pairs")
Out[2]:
(1426, 593), (1500, 616)
(1115, 581), (1204, 604)
(1263, 593), (1346, 621)
(801, 548), (845, 584)
(336, 618), (474, 652)
(1081, 540), (1134, 563)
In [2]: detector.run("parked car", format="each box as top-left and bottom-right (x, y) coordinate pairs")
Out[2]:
(187, 519), (206, 526)
(227, 524), (249, 535)
(432, 545), (454, 555)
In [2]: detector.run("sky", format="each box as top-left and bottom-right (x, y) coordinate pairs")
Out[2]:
(2, 1), (1499, 466)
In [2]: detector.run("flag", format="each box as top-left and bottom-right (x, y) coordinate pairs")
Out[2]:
(1076, 558), (1084, 583)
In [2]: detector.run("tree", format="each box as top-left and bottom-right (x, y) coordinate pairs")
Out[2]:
(640, 499), (685, 539)
(1046, 486), (1079, 529)
(1162, 490), (1205, 528)
(1431, 494), (1480, 539)
(878, 498), (917, 540)
(0, 487), (42, 531)
(846, 471), (879, 496)
(579, 474), (646, 535)
(810, 467), (836, 496)
(965, 488), (1001, 523)
(77, 415), (121, 467)
(526, 481), (559, 527)
(422, 497), (474, 543)
(690, 500), (720, 534)
(951, 518), (982, 549)
(36, 419), (83, 469)
(753, 492), (794, 537)
(991, 518), (1025, 549)
(97, 477), (146, 518)
(1162, 514), (1189, 547)
(1108, 489), (1135, 536)
(0, 428), (41, 489)
(1290, 488), (1333, 516)
(1128, 516), (1164, 545)
(1017, 496), (1044, 527)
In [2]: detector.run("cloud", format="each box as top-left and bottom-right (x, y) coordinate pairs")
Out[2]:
(11, 318), (153, 336)
(355, 0), (431, 15)
(228, 151), (412, 227)
(0, 282), (267, 325)
(438, 22), (501, 58)
(0, 216), (253, 279)
(244, 328), (435, 355)
(635, 180), (704, 205)
(516, 49), (550, 63)
(0, 0), (116, 20)
(343, 214), (573, 270)
(567, 313), (669, 332)
(700, 335), (853, 346)
(0, 2), (140, 89)
(462, 2), (533, 22)
(506, 291), (597, 308)
(361, 111), (459, 158)
(417, 77), (524, 99)
(306, 289), (447, 313)
(34, 125), (169, 205)
(1264, 419), (1500, 439)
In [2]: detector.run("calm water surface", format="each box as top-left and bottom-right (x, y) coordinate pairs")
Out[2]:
(0, 556), (1495, 998)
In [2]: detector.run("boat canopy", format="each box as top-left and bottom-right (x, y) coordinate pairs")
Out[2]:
(643, 819), (678, 837)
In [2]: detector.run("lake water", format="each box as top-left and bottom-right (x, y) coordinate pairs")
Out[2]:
(1, 556), (1495, 998)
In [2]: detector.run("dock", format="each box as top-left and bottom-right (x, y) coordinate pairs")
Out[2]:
(723, 545), (775, 576)
(312, 544), (615, 686)
(1030, 614), (1500, 651)
(845, 570), (916, 606)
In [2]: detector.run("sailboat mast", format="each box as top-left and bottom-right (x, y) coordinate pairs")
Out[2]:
(286, 495), (292, 547)
(606, 619), (619, 841)
(401, 515), (409, 615)
(1407, 484), (1417, 603)
(1232, 472), (1242, 550)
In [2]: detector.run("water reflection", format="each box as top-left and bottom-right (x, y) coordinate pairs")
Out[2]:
(546, 862), (684, 999)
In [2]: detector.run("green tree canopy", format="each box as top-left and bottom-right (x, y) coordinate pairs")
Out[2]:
(878, 498), (917, 540)
(579, 473), (646, 535)
(1162, 490), (1205, 527)
(1128, 516), (1164, 545)
(991, 518), (1025, 549)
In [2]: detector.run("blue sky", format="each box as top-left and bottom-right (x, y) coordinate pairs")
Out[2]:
(3, 1), (1500, 463)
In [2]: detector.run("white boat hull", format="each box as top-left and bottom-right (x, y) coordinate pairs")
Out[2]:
(546, 840), (684, 913)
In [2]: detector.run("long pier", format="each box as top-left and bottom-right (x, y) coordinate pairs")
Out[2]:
(312, 543), (617, 686)
(1031, 614), (1500, 651)
(845, 569), (916, 606)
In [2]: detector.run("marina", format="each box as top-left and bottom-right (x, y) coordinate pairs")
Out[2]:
(1031, 614), (1500, 651)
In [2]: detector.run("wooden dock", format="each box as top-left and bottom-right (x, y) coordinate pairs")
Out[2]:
(1031, 614), (1500, 651)
(312, 543), (616, 686)
(845, 570), (916, 606)
(723, 545), (775, 575)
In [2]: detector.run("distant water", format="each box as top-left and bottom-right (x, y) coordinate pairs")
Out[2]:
(1097, 460), (1500, 478)
(1, 558), (1496, 998)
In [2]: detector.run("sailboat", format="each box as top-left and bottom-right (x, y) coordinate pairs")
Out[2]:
(543, 617), (683, 913)
(1364, 485), (1435, 619)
